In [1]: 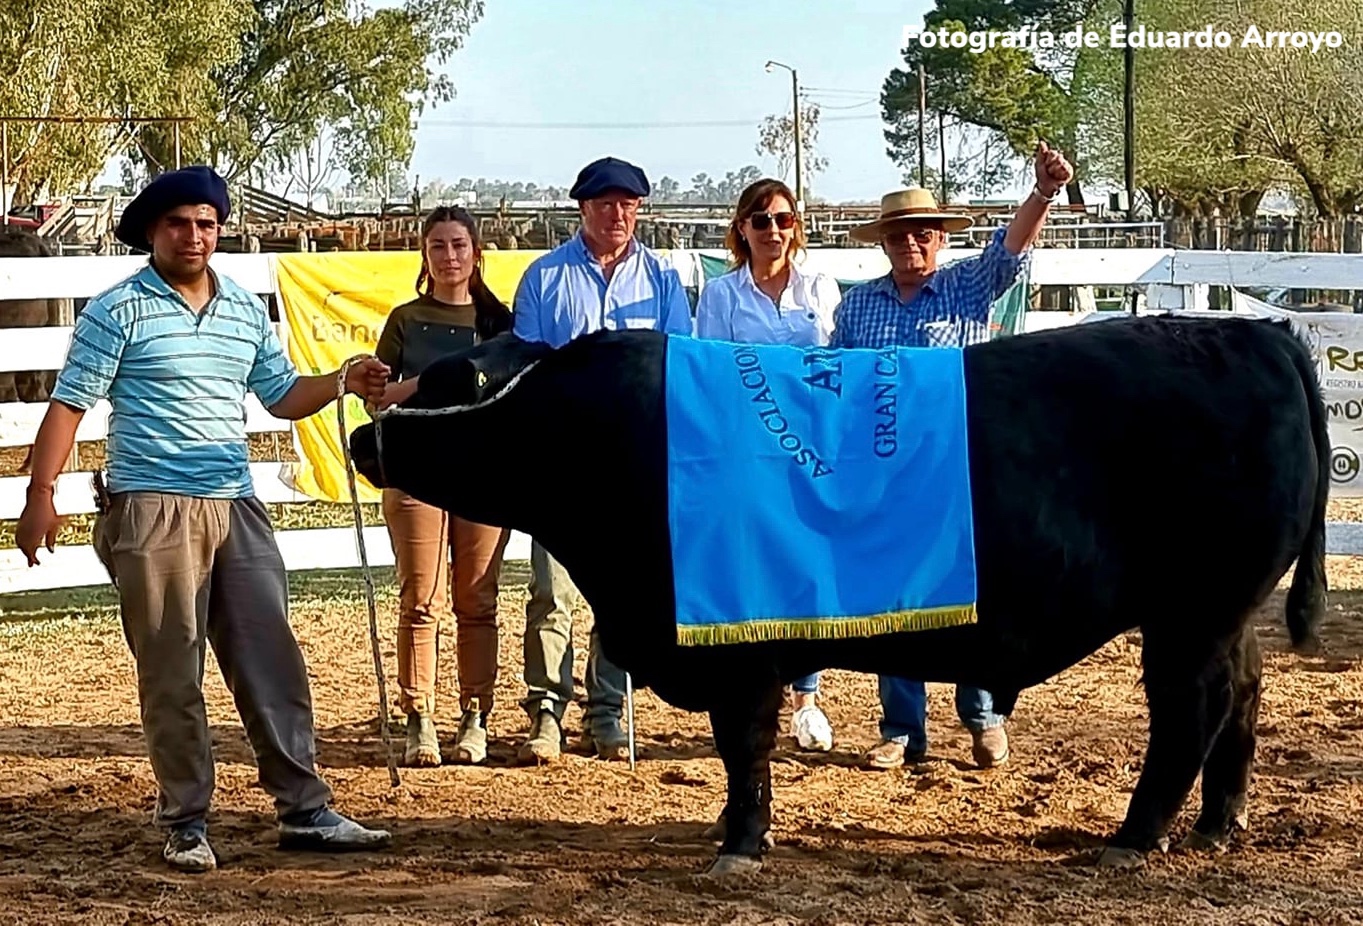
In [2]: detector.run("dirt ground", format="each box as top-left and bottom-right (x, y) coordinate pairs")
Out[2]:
(0, 555), (1360, 926)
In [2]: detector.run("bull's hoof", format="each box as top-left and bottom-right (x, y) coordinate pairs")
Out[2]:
(1096, 846), (1147, 869)
(705, 854), (763, 877)
(702, 816), (774, 850)
(1177, 830), (1228, 854)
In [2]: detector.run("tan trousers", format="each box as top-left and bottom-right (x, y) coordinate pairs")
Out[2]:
(92, 492), (333, 828)
(382, 488), (509, 716)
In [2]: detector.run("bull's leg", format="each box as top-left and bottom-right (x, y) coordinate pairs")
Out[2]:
(1182, 625), (1261, 851)
(705, 676), (783, 876)
(1101, 629), (1236, 868)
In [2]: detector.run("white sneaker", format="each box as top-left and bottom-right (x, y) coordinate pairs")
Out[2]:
(163, 825), (216, 872)
(790, 704), (834, 752)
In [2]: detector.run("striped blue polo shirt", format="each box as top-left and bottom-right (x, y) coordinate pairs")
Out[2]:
(50, 262), (299, 498)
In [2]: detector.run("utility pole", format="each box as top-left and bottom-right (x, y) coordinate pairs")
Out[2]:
(918, 63), (927, 187)
(2, 122), (8, 226)
(1123, 0), (1137, 314)
(766, 60), (804, 213)
(938, 110), (947, 203)
(1123, 0), (1135, 224)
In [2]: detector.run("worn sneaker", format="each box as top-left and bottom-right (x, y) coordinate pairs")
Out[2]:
(516, 709), (563, 765)
(164, 821), (216, 873)
(452, 709), (489, 765)
(278, 807), (392, 852)
(403, 712), (441, 767)
(790, 704), (834, 752)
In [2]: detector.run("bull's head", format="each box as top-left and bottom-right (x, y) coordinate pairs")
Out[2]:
(348, 329), (668, 550)
(350, 327), (678, 664)
(349, 333), (553, 523)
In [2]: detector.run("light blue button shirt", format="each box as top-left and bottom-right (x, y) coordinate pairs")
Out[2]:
(511, 231), (693, 347)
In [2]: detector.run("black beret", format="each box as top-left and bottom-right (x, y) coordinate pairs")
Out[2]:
(114, 165), (230, 253)
(569, 156), (650, 200)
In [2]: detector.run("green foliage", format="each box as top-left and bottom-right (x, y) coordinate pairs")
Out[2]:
(0, 0), (482, 202)
(0, 0), (248, 201)
(134, 0), (485, 185)
(888, 0), (1363, 217)
(883, 0), (1092, 195)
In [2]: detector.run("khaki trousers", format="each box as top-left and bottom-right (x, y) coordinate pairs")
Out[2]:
(522, 539), (628, 735)
(92, 492), (333, 828)
(382, 488), (510, 716)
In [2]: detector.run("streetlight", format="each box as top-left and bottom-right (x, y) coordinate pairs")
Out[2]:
(765, 59), (803, 213)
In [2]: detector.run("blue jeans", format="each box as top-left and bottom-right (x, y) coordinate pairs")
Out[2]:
(790, 672), (820, 695)
(878, 675), (1003, 754)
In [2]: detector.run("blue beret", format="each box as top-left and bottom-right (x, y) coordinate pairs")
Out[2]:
(569, 156), (650, 200)
(115, 165), (231, 253)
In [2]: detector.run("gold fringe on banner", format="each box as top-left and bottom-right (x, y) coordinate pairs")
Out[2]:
(674, 603), (977, 647)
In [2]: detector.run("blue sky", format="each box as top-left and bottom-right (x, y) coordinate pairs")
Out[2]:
(407, 0), (955, 204)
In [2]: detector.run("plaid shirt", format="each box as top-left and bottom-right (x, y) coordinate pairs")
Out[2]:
(829, 226), (1027, 349)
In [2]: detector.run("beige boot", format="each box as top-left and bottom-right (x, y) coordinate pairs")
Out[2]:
(517, 709), (563, 765)
(452, 706), (489, 765)
(403, 712), (441, 767)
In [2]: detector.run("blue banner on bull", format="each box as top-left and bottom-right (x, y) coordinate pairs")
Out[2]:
(664, 335), (979, 646)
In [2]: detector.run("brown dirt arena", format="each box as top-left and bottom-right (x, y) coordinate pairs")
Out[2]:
(0, 548), (1361, 923)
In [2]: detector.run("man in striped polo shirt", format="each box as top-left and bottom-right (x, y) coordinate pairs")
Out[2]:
(14, 166), (393, 873)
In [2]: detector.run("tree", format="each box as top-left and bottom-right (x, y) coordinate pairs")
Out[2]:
(883, 1), (1093, 204)
(131, 0), (485, 187)
(282, 127), (341, 210)
(1075, 0), (1361, 218)
(1210, 0), (1363, 218)
(654, 176), (682, 202)
(756, 102), (830, 188)
(0, 0), (248, 204)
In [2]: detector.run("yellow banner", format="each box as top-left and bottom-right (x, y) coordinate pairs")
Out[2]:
(274, 250), (544, 503)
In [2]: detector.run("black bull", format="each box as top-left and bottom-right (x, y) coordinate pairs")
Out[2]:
(349, 314), (1328, 873)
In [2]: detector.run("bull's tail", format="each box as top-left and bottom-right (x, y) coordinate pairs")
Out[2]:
(1284, 322), (1328, 653)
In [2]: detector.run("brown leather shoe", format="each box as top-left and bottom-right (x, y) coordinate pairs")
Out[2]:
(971, 725), (1009, 768)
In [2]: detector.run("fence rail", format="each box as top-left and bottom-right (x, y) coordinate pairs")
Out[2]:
(3, 247), (1363, 595)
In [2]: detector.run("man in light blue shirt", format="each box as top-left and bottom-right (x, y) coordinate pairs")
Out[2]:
(512, 156), (692, 764)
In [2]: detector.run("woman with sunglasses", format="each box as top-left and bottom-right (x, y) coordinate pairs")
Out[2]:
(694, 177), (842, 753)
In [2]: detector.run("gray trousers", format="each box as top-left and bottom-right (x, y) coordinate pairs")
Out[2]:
(521, 539), (628, 733)
(93, 492), (333, 827)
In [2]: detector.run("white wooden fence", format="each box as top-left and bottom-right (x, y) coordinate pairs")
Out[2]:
(2, 246), (1362, 595)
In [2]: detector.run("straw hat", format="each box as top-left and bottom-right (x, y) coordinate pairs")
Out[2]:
(847, 187), (973, 242)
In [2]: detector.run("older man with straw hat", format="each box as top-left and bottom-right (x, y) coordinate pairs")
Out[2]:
(831, 141), (1074, 772)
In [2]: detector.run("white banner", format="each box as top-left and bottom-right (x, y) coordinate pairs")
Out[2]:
(1230, 290), (1363, 496)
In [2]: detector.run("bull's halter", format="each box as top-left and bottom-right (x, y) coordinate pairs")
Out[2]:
(365, 358), (543, 489)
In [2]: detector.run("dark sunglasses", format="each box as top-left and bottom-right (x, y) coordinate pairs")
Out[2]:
(748, 211), (796, 231)
(884, 227), (938, 243)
